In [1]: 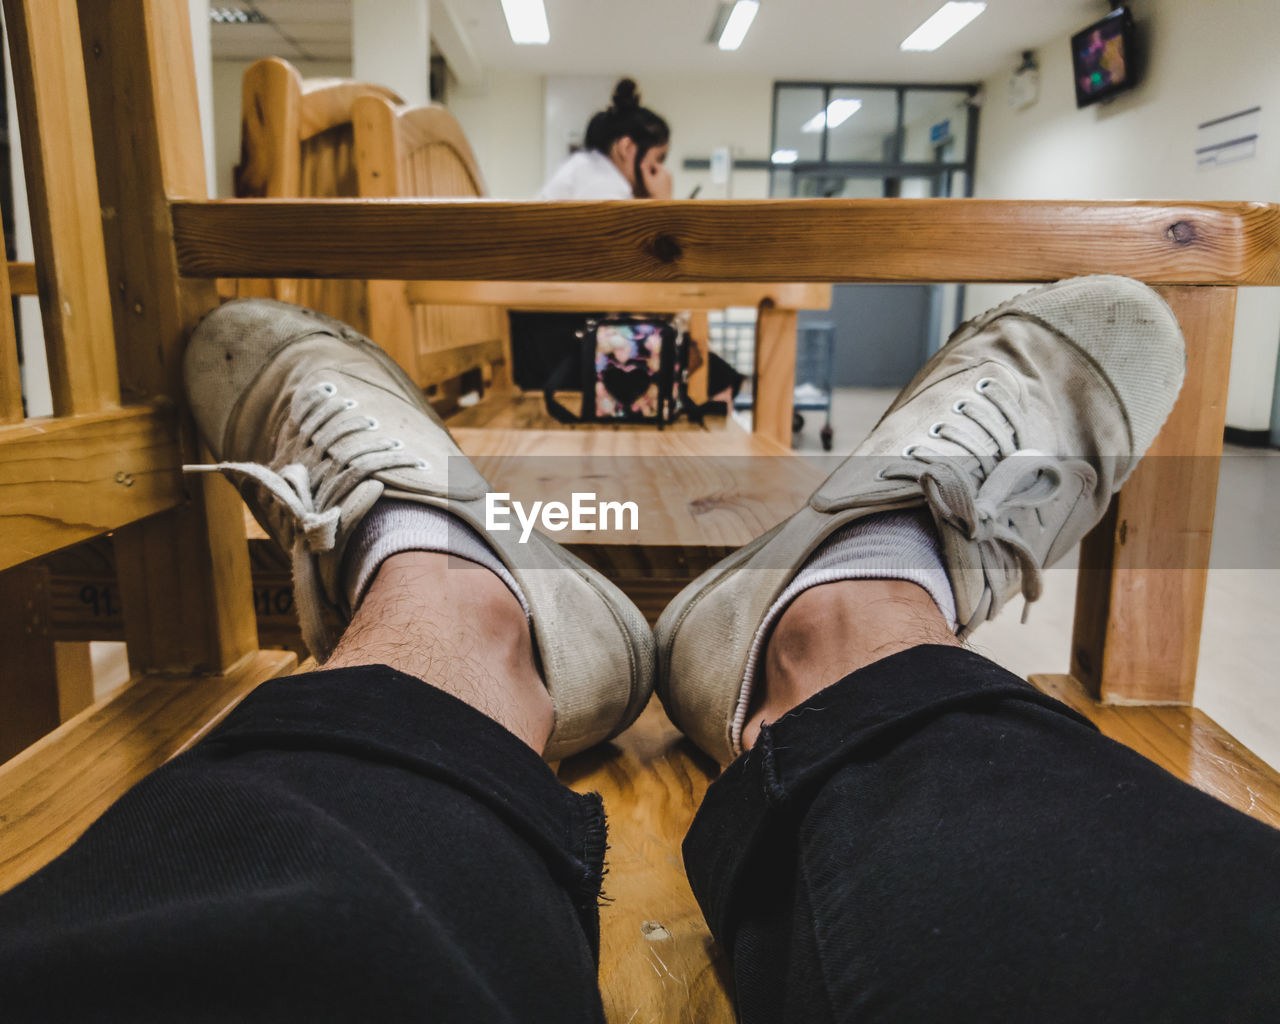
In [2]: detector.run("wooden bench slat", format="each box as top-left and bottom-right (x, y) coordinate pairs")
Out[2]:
(0, 257), (21, 425)
(4, 0), (120, 416)
(172, 198), (1280, 286)
(406, 280), (833, 311)
(560, 700), (731, 1022)
(0, 405), (183, 571)
(6, 262), (37, 297)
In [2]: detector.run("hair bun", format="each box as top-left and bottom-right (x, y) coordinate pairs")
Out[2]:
(610, 78), (640, 115)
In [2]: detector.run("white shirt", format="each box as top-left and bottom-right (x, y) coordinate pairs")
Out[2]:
(539, 150), (633, 200)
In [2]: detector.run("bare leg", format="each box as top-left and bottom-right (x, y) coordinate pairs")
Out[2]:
(742, 579), (959, 751)
(326, 551), (554, 754)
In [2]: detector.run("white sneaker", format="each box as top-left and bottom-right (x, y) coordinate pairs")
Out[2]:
(655, 275), (1187, 764)
(184, 298), (654, 759)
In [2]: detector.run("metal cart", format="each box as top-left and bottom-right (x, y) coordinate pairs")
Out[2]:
(709, 318), (836, 450)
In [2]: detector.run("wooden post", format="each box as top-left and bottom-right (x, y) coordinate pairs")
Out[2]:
(1070, 285), (1236, 705)
(353, 95), (418, 376)
(76, 0), (258, 674)
(235, 58), (302, 305)
(752, 300), (797, 448)
(2, 0), (119, 417)
(53, 641), (95, 720)
(686, 310), (710, 405)
(0, 254), (22, 424)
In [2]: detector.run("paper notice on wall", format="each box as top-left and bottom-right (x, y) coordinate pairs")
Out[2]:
(1196, 107), (1260, 169)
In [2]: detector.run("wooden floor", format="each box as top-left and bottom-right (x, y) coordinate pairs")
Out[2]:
(559, 701), (731, 1023)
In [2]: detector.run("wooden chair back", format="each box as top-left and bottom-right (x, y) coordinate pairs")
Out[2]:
(351, 94), (510, 397)
(236, 58), (508, 403)
(0, 0), (292, 882)
(234, 57), (402, 334)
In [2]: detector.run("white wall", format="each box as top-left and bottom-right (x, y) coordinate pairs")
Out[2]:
(968, 0), (1280, 430)
(449, 72), (775, 201)
(642, 75), (774, 200)
(187, 0), (216, 195)
(448, 72), (546, 199)
(3, 18), (46, 417)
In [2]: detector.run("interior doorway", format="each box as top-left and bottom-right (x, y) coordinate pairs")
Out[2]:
(771, 82), (978, 388)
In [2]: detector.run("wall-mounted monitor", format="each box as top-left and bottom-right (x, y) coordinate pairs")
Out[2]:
(1071, 7), (1137, 109)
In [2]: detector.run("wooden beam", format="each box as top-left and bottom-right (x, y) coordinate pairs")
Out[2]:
(0, 648), (295, 894)
(0, 405), (183, 571)
(78, 0), (259, 674)
(3, 0), (119, 416)
(753, 303), (798, 448)
(53, 641), (95, 721)
(405, 280), (833, 311)
(1070, 286), (1236, 705)
(6, 262), (37, 297)
(171, 198), (1280, 286)
(0, 255), (22, 424)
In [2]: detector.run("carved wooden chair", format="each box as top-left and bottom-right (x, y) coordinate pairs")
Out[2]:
(1, 6), (1278, 1024)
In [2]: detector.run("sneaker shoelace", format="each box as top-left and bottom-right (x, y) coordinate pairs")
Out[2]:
(879, 376), (1096, 622)
(187, 381), (427, 657)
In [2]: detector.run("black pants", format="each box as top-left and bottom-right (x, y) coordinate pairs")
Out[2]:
(3, 646), (1279, 1022)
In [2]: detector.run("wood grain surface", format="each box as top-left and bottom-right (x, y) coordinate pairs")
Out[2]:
(0, 405), (183, 571)
(560, 700), (732, 1023)
(753, 305), (799, 449)
(79, 0), (260, 674)
(4, 0), (120, 416)
(171, 198), (1280, 285)
(453, 427), (825, 549)
(6, 261), (36, 297)
(406, 279), (832, 312)
(0, 256), (21, 424)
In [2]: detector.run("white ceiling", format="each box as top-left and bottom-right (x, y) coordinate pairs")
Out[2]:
(211, 0), (1107, 83)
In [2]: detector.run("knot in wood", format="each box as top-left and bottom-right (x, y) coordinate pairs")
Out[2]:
(648, 233), (684, 264)
(1166, 221), (1196, 245)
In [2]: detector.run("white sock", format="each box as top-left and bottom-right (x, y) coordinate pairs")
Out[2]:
(735, 509), (957, 744)
(342, 499), (530, 617)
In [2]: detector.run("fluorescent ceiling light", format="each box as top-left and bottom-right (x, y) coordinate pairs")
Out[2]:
(501, 0), (550, 45)
(718, 1), (759, 50)
(771, 149), (798, 164)
(901, 2), (986, 52)
(801, 98), (862, 133)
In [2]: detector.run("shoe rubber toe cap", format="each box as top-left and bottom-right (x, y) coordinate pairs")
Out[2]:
(184, 298), (342, 455)
(1010, 275), (1187, 459)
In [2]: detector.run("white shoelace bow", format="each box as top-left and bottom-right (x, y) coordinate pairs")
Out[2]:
(187, 381), (426, 657)
(881, 377), (1095, 622)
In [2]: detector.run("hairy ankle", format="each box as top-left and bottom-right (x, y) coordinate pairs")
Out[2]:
(326, 551), (554, 753)
(741, 579), (958, 751)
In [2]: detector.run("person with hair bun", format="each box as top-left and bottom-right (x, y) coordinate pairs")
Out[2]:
(541, 78), (672, 200)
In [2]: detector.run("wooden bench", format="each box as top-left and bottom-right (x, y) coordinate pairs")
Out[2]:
(237, 57), (830, 446)
(2, 5), (1280, 1024)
